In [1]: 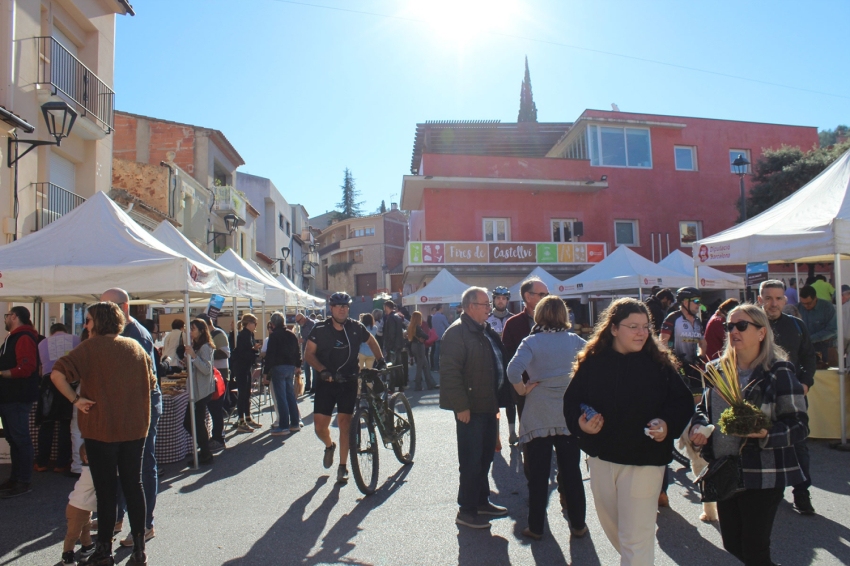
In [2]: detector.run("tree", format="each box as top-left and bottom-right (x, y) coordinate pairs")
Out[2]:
(376, 200), (387, 214)
(743, 140), (850, 220)
(819, 124), (849, 147)
(517, 56), (538, 123)
(335, 168), (364, 220)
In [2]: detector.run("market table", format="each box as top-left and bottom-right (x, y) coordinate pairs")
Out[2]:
(156, 389), (212, 465)
(807, 369), (850, 439)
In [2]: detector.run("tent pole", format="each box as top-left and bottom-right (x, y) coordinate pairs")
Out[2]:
(694, 265), (699, 288)
(835, 254), (847, 445)
(794, 263), (800, 291)
(639, 288), (643, 301)
(184, 291), (199, 470)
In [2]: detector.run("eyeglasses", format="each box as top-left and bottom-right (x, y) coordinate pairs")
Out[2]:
(527, 292), (549, 299)
(471, 302), (492, 308)
(618, 323), (652, 333)
(688, 298), (701, 305)
(2, 313), (10, 319)
(724, 320), (763, 333)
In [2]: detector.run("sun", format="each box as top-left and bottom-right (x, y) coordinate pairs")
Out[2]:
(402, 0), (522, 46)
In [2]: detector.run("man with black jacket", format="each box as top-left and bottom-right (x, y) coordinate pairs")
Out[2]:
(265, 312), (303, 437)
(440, 287), (513, 529)
(645, 289), (674, 332)
(758, 279), (817, 515)
(0, 306), (40, 498)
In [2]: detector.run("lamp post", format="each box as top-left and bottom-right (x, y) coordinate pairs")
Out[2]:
(207, 213), (238, 250)
(271, 246), (291, 275)
(7, 101), (78, 240)
(732, 154), (751, 221)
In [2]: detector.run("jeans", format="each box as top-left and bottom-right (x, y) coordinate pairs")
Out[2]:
(432, 340), (442, 370)
(117, 389), (161, 529)
(302, 361), (312, 391)
(0, 402), (34, 484)
(86, 437), (146, 546)
(184, 392), (213, 457)
(525, 434), (586, 534)
(792, 439), (811, 494)
(455, 412), (498, 515)
(270, 365), (299, 429)
(411, 342), (437, 389)
(37, 419), (72, 468)
(718, 487), (784, 566)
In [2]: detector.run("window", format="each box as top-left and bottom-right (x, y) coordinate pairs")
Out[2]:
(674, 146), (696, 171)
(279, 213), (284, 230)
(352, 226), (375, 238)
(286, 265), (291, 279)
(483, 218), (509, 241)
(551, 219), (576, 242)
(588, 125), (652, 168)
(679, 221), (702, 246)
(730, 149), (751, 173)
(285, 220), (291, 236)
(352, 250), (363, 263)
(614, 220), (638, 246)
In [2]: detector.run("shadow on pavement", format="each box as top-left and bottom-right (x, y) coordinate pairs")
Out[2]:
(657, 506), (735, 565)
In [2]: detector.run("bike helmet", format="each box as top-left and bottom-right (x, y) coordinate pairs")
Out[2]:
(328, 292), (352, 306)
(676, 286), (701, 302)
(492, 286), (511, 300)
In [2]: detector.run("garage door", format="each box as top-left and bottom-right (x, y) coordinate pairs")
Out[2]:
(356, 273), (378, 298)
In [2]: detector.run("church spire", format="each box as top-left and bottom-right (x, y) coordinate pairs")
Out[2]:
(517, 56), (538, 123)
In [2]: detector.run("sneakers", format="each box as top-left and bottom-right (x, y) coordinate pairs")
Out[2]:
(455, 511), (491, 529)
(0, 478), (16, 493)
(521, 527), (543, 540)
(62, 550), (76, 565)
(270, 428), (291, 436)
(477, 502), (509, 516)
(207, 440), (226, 451)
(77, 543), (96, 562)
(658, 492), (669, 508)
(570, 525), (589, 538)
(508, 432), (519, 446)
(82, 542), (114, 566)
(0, 482), (31, 498)
(323, 442), (336, 469)
(236, 419), (253, 433)
(120, 528), (155, 547)
(245, 417), (263, 429)
(33, 463), (49, 472)
(337, 465), (349, 484)
(289, 424), (302, 432)
(793, 492), (816, 515)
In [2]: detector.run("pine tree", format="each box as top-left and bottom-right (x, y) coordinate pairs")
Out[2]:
(335, 168), (364, 220)
(379, 200), (387, 213)
(517, 56), (538, 123)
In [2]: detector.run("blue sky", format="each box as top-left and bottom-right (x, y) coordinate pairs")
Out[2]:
(115, 0), (850, 217)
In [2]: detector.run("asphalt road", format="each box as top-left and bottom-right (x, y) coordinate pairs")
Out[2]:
(2, 377), (849, 565)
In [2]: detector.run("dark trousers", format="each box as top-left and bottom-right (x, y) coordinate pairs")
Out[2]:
(792, 439), (811, 494)
(525, 434), (586, 534)
(0, 402), (34, 484)
(208, 395), (225, 442)
(717, 487), (784, 566)
(184, 393), (213, 457)
(37, 419), (72, 467)
(86, 437), (146, 545)
(302, 361), (313, 391)
(235, 369), (252, 419)
(456, 412), (498, 515)
(661, 464), (671, 493)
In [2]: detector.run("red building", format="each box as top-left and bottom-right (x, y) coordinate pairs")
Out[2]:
(401, 110), (818, 293)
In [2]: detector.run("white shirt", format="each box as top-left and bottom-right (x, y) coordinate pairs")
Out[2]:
(161, 329), (183, 362)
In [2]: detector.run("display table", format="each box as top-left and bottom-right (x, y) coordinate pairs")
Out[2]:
(807, 369), (850, 439)
(156, 390), (212, 465)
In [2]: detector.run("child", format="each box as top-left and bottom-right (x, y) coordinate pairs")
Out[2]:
(62, 443), (96, 565)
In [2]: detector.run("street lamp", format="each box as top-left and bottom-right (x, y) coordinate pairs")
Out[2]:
(7, 101), (78, 240)
(207, 213), (238, 245)
(732, 154), (750, 221)
(271, 246), (291, 275)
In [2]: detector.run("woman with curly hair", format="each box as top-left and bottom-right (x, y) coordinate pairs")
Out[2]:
(564, 298), (694, 566)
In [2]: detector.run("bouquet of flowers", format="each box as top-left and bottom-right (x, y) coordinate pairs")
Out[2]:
(694, 349), (770, 436)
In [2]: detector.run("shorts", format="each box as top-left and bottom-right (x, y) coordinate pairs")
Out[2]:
(313, 379), (358, 416)
(68, 466), (97, 513)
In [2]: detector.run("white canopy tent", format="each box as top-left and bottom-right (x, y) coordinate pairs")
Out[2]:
(694, 148), (850, 444)
(402, 269), (469, 306)
(508, 266), (563, 298)
(0, 192), (257, 468)
(557, 245), (695, 296)
(271, 272), (326, 310)
(658, 249), (745, 290)
(216, 249), (289, 308)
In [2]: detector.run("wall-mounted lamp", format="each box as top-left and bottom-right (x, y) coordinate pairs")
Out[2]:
(271, 246), (291, 274)
(207, 213), (238, 244)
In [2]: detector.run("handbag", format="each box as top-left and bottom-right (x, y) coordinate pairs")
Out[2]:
(211, 368), (226, 401)
(695, 441), (747, 502)
(36, 375), (73, 425)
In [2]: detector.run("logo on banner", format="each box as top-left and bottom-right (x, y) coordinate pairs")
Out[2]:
(420, 296), (427, 302)
(701, 278), (706, 287)
(699, 245), (709, 263)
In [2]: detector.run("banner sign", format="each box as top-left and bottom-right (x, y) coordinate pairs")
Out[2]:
(207, 294), (225, 321)
(746, 262), (769, 286)
(409, 242), (606, 265)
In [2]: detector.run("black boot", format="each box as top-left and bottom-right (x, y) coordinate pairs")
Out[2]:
(130, 533), (147, 565)
(86, 540), (114, 566)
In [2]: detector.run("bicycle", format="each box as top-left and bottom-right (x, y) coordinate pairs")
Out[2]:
(349, 365), (416, 495)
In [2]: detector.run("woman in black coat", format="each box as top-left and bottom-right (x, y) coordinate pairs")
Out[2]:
(232, 314), (261, 432)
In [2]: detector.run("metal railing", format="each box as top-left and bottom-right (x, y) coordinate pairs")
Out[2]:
(212, 185), (247, 219)
(35, 37), (115, 132)
(33, 182), (85, 230)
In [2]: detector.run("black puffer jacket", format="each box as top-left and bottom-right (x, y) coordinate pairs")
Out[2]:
(564, 348), (694, 466)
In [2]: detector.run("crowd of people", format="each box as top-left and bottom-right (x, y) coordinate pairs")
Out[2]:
(0, 272), (828, 565)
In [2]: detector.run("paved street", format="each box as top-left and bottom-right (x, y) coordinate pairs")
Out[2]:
(2, 376), (849, 565)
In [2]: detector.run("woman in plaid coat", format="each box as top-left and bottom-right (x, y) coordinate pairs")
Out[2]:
(690, 304), (808, 566)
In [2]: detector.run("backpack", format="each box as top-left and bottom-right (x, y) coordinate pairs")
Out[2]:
(211, 368), (226, 401)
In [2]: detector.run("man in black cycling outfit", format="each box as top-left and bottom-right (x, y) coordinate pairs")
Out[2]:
(304, 292), (385, 484)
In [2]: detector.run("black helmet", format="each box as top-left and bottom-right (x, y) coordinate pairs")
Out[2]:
(328, 292), (352, 306)
(492, 286), (511, 299)
(676, 286), (700, 302)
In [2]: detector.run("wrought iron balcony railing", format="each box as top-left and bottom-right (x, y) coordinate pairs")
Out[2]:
(35, 36), (115, 132)
(33, 182), (85, 230)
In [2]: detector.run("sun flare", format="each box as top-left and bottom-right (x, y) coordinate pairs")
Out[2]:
(404, 0), (522, 46)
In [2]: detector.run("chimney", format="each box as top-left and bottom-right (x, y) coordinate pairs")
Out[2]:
(391, 202), (398, 210)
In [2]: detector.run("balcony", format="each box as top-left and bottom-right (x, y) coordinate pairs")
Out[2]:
(212, 185), (247, 220)
(35, 37), (115, 134)
(317, 240), (340, 257)
(32, 182), (85, 231)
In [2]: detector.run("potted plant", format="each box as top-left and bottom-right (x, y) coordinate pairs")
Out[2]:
(694, 349), (770, 436)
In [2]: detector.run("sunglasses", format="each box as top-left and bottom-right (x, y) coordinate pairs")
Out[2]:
(724, 320), (763, 333)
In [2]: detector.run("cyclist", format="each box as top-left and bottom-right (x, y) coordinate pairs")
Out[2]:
(486, 287), (514, 336)
(304, 292), (385, 484)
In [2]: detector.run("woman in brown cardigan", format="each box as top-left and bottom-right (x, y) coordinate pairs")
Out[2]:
(51, 302), (156, 566)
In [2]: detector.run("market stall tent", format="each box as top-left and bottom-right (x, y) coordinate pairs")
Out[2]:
(216, 249), (288, 307)
(402, 269), (469, 306)
(508, 266), (563, 298)
(272, 272), (326, 309)
(657, 249), (745, 289)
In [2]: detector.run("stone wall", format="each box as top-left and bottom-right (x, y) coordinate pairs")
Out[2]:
(112, 157), (169, 214)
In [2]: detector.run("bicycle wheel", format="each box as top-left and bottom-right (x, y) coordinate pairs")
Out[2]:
(349, 406), (379, 495)
(389, 392), (416, 464)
